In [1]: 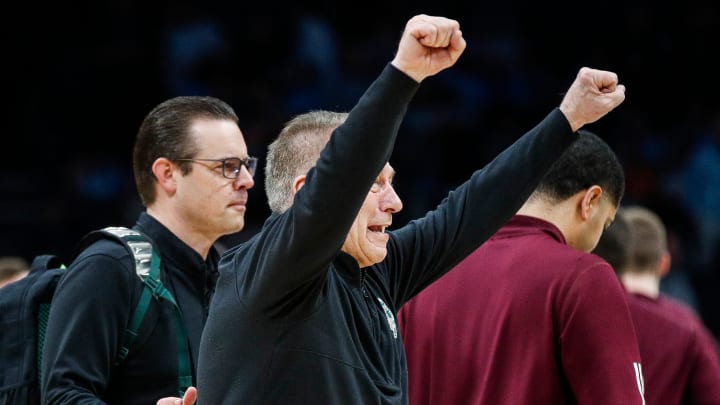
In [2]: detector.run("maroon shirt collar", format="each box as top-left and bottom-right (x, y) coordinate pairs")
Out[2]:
(495, 215), (567, 245)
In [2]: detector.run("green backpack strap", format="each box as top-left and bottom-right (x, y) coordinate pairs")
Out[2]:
(101, 227), (192, 397)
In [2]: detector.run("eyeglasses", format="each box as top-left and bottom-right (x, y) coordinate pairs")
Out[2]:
(176, 157), (258, 179)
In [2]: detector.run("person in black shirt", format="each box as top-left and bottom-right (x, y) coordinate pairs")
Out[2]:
(42, 96), (256, 404)
(198, 14), (627, 405)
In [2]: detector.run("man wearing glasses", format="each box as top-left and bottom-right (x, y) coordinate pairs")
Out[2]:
(41, 96), (255, 404)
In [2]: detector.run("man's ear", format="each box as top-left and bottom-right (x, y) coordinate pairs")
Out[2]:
(579, 185), (603, 221)
(657, 251), (672, 278)
(152, 157), (178, 196)
(293, 175), (307, 196)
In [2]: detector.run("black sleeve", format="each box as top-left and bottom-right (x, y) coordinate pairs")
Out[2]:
(386, 108), (576, 305)
(222, 64), (420, 314)
(41, 242), (135, 404)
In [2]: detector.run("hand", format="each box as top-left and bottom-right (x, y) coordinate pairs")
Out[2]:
(156, 386), (197, 405)
(559, 67), (626, 132)
(391, 14), (466, 83)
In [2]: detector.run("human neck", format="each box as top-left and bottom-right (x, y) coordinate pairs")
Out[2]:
(620, 272), (660, 298)
(146, 207), (214, 259)
(516, 199), (574, 242)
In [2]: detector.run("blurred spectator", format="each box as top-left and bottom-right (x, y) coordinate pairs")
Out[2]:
(0, 257), (30, 288)
(646, 195), (703, 313)
(593, 205), (720, 403)
(665, 112), (720, 273)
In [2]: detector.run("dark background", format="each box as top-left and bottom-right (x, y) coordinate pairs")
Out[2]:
(4, 1), (720, 337)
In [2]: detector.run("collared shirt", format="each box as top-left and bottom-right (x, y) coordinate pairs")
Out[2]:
(625, 292), (720, 404)
(399, 215), (646, 405)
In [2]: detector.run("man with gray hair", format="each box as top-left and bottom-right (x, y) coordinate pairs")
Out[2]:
(199, 14), (627, 404)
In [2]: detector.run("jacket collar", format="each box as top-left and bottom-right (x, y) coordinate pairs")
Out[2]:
(134, 212), (219, 277)
(495, 215), (567, 245)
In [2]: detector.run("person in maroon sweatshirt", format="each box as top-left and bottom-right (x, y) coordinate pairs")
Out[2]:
(398, 131), (645, 405)
(594, 205), (720, 405)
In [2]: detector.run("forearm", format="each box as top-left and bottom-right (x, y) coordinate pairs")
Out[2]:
(456, 108), (575, 244)
(234, 64), (420, 304)
(301, 63), (419, 221)
(392, 108), (575, 297)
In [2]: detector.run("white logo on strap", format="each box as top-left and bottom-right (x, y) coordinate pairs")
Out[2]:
(377, 298), (397, 339)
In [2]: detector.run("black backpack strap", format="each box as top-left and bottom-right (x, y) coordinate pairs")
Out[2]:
(32, 256), (66, 389)
(0, 254), (65, 404)
(29, 255), (64, 274)
(79, 226), (192, 396)
(26, 254), (64, 381)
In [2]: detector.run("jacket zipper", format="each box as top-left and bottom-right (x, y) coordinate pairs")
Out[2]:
(360, 268), (379, 339)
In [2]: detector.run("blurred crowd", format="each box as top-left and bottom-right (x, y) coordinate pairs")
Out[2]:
(4, 1), (719, 337)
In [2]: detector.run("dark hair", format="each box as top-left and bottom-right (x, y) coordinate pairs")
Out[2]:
(132, 96), (238, 206)
(592, 209), (632, 272)
(534, 130), (625, 206)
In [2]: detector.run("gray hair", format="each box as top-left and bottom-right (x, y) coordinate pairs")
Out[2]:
(265, 110), (348, 213)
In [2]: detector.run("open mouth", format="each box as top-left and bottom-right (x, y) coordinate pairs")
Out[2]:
(368, 225), (386, 233)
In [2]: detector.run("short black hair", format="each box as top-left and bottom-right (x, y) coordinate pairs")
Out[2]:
(534, 130), (625, 206)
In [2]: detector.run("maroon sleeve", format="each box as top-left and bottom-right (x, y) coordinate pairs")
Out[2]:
(557, 256), (646, 405)
(687, 321), (720, 404)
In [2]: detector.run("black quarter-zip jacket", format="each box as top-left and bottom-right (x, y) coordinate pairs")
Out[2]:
(42, 213), (219, 404)
(198, 64), (576, 404)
